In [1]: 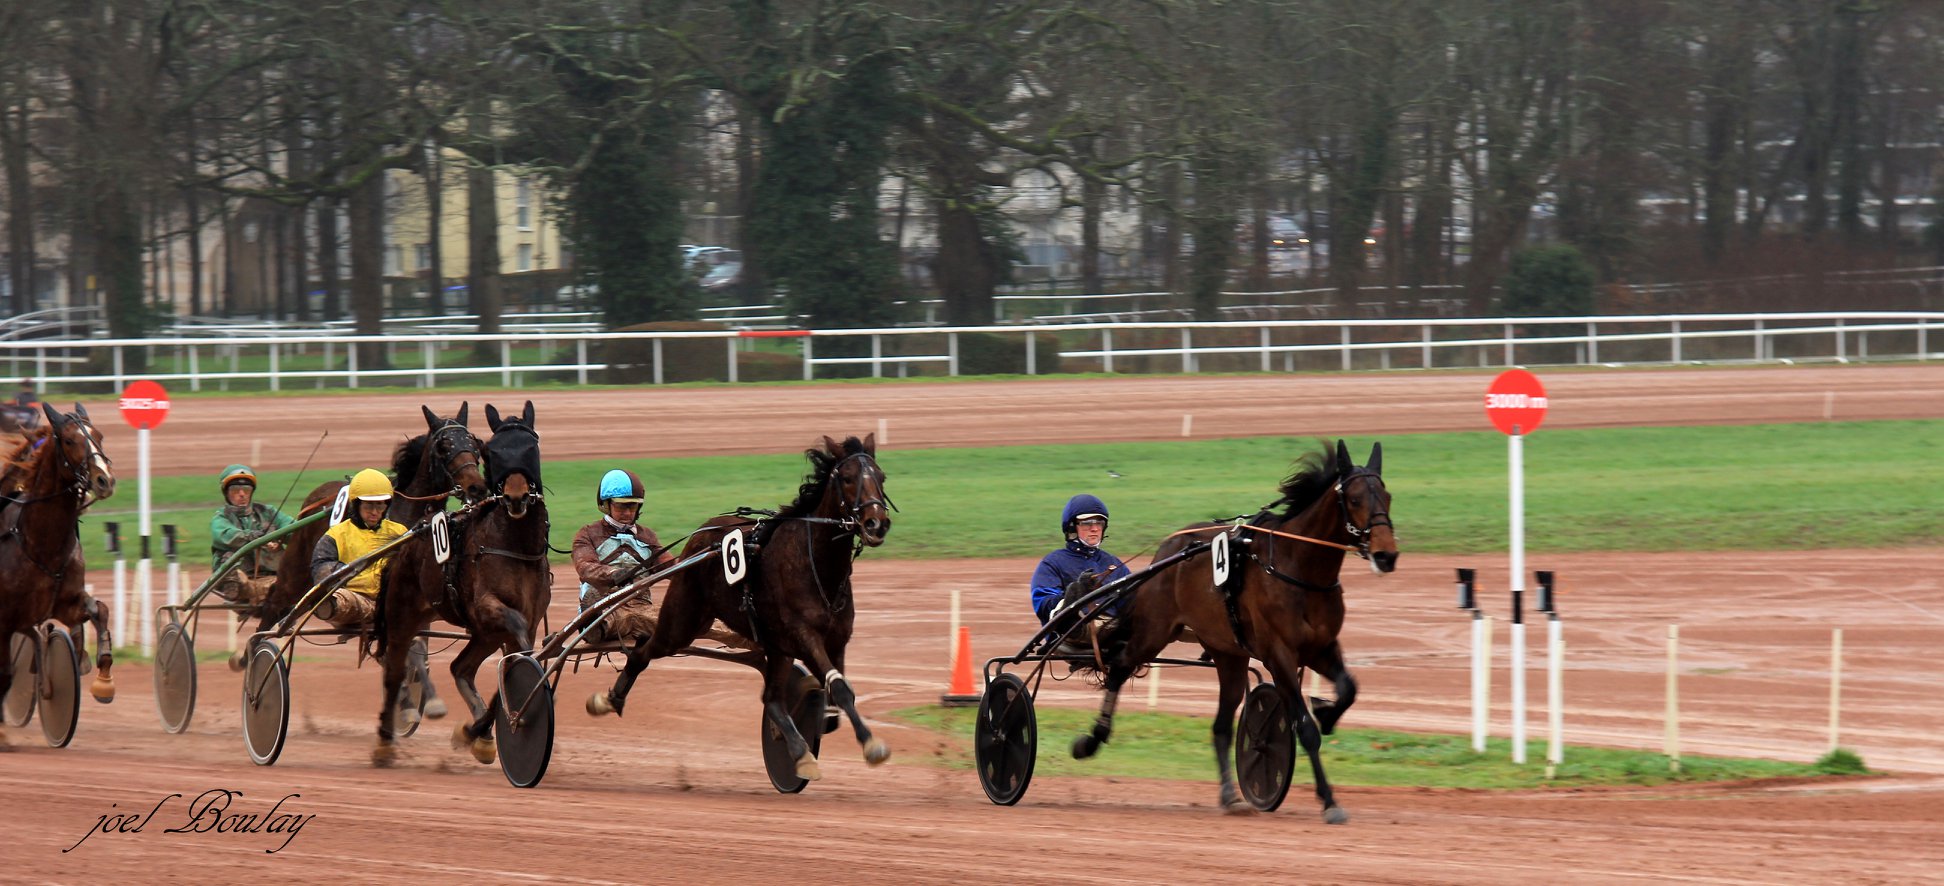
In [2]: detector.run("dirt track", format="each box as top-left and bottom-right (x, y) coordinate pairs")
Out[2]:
(4, 366), (1942, 883)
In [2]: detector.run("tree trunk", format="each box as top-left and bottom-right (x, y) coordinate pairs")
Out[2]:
(423, 140), (444, 314)
(348, 171), (386, 367)
(185, 113), (203, 316)
(467, 105), (502, 350)
(315, 196), (341, 321)
(3, 104), (33, 315)
(1079, 158), (1103, 296)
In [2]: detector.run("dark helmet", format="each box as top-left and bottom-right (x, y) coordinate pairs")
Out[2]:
(1060, 493), (1109, 535)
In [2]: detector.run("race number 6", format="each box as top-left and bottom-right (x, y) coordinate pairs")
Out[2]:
(430, 511), (451, 565)
(330, 485), (351, 525)
(1211, 530), (1231, 588)
(721, 528), (747, 584)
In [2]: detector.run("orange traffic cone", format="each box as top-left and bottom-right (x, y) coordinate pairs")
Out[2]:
(941, 625), (981, 707)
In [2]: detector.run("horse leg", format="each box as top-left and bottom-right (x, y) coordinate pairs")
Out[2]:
(1265, 645), (1346, 824)
(1305, 641), (1358, 736)
(797, 643), (889, 766)
(589, 589), (707, 718)
(759, 653), (822, 780)
(1210, 652), (1253, 814)
(446, 635), (501, 761)
(418, 637), (448, 720)
(371, 627), (415, 767)
(457, 608), (530, 765)
(587, 638), (652, 717)
(83, 596), (114, 703)
(1072, 615), (1174, 760)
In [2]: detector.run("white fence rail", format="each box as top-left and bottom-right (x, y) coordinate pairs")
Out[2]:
(1, 311), (1935, 392)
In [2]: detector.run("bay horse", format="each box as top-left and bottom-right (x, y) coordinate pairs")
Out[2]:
(236, 403), (487, 677)
(1075, 440), (1395, 822)
(0, 403), (118, 745)
(372, 401), (549, 767)
(587, 434), (894, 781)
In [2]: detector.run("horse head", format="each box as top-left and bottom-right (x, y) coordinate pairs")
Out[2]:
(1334, 439), (1396, 574)
(485, 401), (541, 519)
(419, 402), (488, 504)
(817, 433), (892, 547)
(42, 402), (115, 503)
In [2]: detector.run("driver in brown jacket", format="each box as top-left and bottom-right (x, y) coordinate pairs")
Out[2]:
(572, 469), (747, 649)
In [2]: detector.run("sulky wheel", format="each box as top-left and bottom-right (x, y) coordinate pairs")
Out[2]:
(39, 628), (81, 748)
(241, 644), (291, 766)
(153, 622), (198, 734)
(3, 632), (35, 728)
(398, 637), (430, 739)
(760, 663), (827, 795)
(974, 673), (1038, 806)
(1235, 682), (1297, 812)
(494, 654), (554, 789)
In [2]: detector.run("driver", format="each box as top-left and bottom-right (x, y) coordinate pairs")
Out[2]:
(571, 469), (748, 648)
(1029, 494), (1132, 626)
(209, 464), (294, 604)
(308, 468), (407, 627)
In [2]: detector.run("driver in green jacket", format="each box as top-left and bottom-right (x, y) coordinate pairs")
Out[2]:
(210, 464), (294, 603)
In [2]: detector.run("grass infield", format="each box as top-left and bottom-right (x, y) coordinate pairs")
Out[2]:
(79, 418), (1942, 570)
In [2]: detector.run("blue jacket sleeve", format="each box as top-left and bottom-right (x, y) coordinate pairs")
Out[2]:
(1030, 556), (1066, 624)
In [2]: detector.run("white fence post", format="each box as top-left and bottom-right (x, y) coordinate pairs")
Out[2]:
(1026, 331), (1037, 375)
(652, 338), (664, 385)
(1102, 328), (1114, 373)
(188, 345), (200, 391)
(802, 335), (814, 381)
(1422, 325), (1433, 369)
(1920, 319), (1929, 361)
(1341, 325), (1352, 372)
(1259, 326), (1270, 372)
(577, 339), (589, 384)
(1180, 328), (1192, 373)
(113, 346), (124, 389)
(947, 332), (959, 376)
(1586, 322), (1598, 364)
(728, 336), (740, 383)
(871, 334), (882, 379)
(1836, 318), (1846, 361)
(269, 342), (280, 391)
(348, 341), (359, 388)
(423, 340), (435, 387)
(1671, 319), (1682, 363)
(1502, 323), (1514, 366)
(500, 340), (512, 386)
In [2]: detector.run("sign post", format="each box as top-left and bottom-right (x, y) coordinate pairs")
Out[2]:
(120, 380), (170, 655)
(1485, 369), (1547, 764)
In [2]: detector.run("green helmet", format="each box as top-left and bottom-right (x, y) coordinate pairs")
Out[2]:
(220, 464), (257, 495)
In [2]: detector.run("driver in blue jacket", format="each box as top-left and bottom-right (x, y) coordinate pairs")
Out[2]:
(1029, 494), (1132, 625)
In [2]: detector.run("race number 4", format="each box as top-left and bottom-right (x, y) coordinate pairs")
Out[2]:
(721, 528), (748, 584)
(329, 486), (351, 525)
(430, 511), (451, 565)
(1211, 530), (1232, 588)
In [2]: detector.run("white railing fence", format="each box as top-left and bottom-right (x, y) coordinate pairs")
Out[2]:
(2, 311), (1935, 393)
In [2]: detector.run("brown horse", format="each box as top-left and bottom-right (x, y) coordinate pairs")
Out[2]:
(236, 404), (486, 674)
(1074, 440), (1396, 822)
(0, 403), (118, 745)
(587, 434), (894, 781)
(373, 401), (550, 767)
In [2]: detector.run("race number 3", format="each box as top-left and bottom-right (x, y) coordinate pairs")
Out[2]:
(1212, 530), (1231, 588)
(431, 511), (451, 565)
(329, 486), (351, 525)
(721, 528), (748, 584)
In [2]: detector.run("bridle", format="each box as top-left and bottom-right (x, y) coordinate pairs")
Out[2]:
(1334, 469), (1392, 560)
(430, 420), (484, 497)
(0, 411), (107, 579)
(821, 451), (895, 536)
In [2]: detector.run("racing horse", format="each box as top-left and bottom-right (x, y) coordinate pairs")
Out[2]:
(0, 403), (118, 743)
(236, 403), (487, 676)
(1072, 440), (1395, 822)
(587, 434), (894, 781)
(372, 401), (549, 767)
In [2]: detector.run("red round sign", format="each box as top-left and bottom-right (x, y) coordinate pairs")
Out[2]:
(1484, 369), (1547, 435)
(119, 380), (171, 429)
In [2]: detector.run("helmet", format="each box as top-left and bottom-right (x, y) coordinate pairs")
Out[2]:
(219, 464), (257, 494)
(348, 468), (394, 502)
(598, 469), (645, 506)
(1060, 493), (1110, 535)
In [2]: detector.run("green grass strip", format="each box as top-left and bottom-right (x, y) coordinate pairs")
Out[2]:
(892, 705), (1865, 789)
(71, 419), (1944, 570)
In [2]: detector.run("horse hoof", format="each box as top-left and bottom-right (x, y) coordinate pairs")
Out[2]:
(470, 737), (497, 765)
(89, 676), (115, 703)
(227, 651), (246, 673)
(423, 696), (448, 719)
(1072, 734), (1101, 760)
(862, 737), (890, 766)
(399, 706), (422, 731)
(1322, 805), (1350, 825)
(1224, 799), (1258, 816)
(586, 692), (615, 717)
(450, 723), (473, 751)
(371, 743), (398, 768)
(794, 752), (823, 781)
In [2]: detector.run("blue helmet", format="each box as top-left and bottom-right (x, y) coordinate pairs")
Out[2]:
(1061, 493), (1109, 535)
(598, 469), (645, 507)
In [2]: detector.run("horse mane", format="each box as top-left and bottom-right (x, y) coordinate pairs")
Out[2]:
(391, 433), (427, 488)
(778, 436), (868, 520)
(1274, 442), (1338, 518)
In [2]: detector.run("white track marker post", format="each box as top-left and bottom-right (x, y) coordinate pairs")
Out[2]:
(1666, 624), (1681, 773)
(877, 417), (888, 447)
(1538, 570), (1562, 776)
(1481, 615), (1494, 749)
(1484, 371), (1546, 765)
(107, 523), (125, 649)
(137, 420), (153, 657)
(1457, 568), (1486, 752)
(163, 525), (180, 608)
(1828, 627), (1843, 752)
(250, 437), (262, 466)
(948, 587), (960, 671)
(1181, 413), (1193, 437)
(226, 608), (237, 653)
(1147, 666), (1160, 711)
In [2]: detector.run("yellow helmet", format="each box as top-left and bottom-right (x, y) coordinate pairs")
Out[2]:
(348, 468), (394, 502)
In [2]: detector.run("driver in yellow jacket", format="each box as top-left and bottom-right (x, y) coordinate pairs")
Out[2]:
(308, 468), (407, 627)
